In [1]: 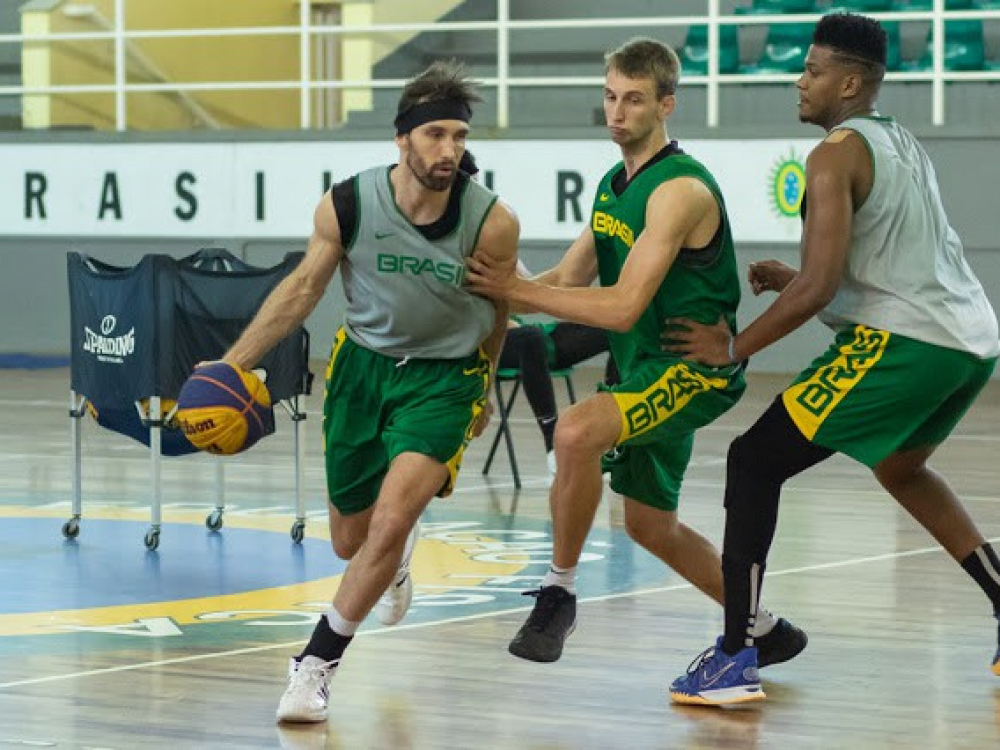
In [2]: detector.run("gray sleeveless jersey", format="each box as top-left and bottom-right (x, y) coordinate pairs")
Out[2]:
(820, 116), (998, 358)
(340, 166), (499, 359)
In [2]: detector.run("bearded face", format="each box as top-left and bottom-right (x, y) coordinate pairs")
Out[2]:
(400, 120), (468, 192)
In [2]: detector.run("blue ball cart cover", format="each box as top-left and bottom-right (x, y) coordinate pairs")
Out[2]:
(64, 248), (313, 549)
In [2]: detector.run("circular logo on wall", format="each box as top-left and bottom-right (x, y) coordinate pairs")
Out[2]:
(768, 151), (806, 218)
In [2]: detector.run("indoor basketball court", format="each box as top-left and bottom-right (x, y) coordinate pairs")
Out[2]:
(2, 366), (999, 748)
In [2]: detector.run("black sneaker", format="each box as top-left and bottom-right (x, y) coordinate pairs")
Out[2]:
(508, 586), (577, 663)
(755, 617), (808, 668)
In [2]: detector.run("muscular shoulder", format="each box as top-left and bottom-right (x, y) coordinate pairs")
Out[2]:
(648, 176), (716, 217)
(476, 199), (520, 260)
(810, 130), (869, 175)
(313, 190), (345, 248)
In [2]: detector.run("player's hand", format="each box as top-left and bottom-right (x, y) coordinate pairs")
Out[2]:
(748, 260), (797, 296)
(471, 400), (494, 438)
(662, 316), (734, 366)
(466, 252), (518, 300)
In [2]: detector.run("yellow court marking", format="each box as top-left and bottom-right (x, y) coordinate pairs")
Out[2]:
(0, 506), (525, 636)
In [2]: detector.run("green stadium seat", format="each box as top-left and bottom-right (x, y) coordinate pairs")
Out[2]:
(743, 23), (813, 73)
(681, 24), (741, 75)
(481, 367), (577, 489)
(829, 0), (895, 10)
(736, 0), (818, 13)
(906, 20), (985, 71)
(893, 0), (973, 8)
(884, 21), (903, 72)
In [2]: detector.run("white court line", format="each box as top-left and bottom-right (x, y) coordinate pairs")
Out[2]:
(0, 536), (985, 690)
(3, 398), (1000, 442)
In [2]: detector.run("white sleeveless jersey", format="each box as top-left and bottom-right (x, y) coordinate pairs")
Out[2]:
(819, 116), (998, 358)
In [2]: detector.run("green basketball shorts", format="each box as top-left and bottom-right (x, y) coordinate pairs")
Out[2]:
(599, 358), (746, 512)
(322, 328), (491, 515)
(783, 324), (997, 467)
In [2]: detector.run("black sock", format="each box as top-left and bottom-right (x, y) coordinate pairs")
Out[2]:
(960, 543), (1000, 615)
(538, 416), (557, 452)
(297, 614), (353, 663)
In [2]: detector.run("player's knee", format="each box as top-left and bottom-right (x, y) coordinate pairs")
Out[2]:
(553, 416), (598, 458)
(624, 514), (676, 550)
(553, 404), (614, 458)
(873, 456), (925, 492)
(519, 326), (548, 359)
(330, 534), (361, 560)
(328, 508), (368, 559)
(724, 432), (771, 510)
(366, 510), (415, 557)
(623, 515), (649, 547)
(726, 432), (758, 483)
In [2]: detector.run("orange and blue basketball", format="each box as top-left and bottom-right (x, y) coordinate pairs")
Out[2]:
(177, 362), (274, 455)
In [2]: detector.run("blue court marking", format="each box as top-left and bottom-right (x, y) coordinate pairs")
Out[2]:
(0, 518), (344, 614)
(0, 353), (70, 369)
(0, 506), (686, 656)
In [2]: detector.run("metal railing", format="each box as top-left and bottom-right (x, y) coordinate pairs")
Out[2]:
(1, 0), (998, 130)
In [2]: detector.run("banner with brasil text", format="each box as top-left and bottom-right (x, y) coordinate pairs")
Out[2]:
(0, 139), (815, 242)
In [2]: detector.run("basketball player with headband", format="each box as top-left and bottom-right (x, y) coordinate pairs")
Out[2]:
(217, 60), (520, 723)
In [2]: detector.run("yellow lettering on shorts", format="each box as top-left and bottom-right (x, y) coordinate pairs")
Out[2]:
(614, 362), (727, 442)
(782, 325), (890, 439)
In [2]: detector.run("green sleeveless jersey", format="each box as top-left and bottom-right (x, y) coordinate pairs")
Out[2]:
(591, 147), (740, 375)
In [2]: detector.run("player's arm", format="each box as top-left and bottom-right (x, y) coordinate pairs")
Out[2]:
(530, 227), (600, 289)
(474, 224), (598, 316)
(474, 199), (521, 370)
(225, 194), (344, 370)
(728, 134), (859, 359)
(667, 133), (861, 365)
(467, 177), (714, 332)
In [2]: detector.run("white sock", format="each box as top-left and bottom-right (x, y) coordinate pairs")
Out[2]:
(327, 605), (361, 638)
(750, 607), (778, 638)
(541, 564), (577, 594)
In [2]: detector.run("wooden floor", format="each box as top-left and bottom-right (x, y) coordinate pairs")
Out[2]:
(1, 365), (1000, 749)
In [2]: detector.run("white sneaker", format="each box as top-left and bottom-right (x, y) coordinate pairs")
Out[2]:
(276, 656), (336, 723)
(375, 521), (420, 626)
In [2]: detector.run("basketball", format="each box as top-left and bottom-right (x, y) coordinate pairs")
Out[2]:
(176, 362), (275, 455)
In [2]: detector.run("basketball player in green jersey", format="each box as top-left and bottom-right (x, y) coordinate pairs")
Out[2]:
(217, 61), (519, 723)
(668, 13), (1000, 706)
(466, 38), (806, 669)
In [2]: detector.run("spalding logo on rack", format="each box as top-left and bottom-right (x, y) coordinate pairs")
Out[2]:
(82, 314), (135, 364)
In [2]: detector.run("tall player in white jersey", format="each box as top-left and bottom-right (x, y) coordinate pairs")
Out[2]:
(667, 12), (1000, 706)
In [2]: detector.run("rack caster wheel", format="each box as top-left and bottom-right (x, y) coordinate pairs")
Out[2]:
(62, 519), (80, 539)
(290, 521), (305, 544)
(144, 529), (160, 551)
(206, 510), (224, 531)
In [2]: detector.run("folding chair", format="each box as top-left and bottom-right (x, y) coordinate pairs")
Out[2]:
(481, 366), (576, 489)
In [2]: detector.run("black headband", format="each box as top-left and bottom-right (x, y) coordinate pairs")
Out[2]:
(394, 98), (472, 135)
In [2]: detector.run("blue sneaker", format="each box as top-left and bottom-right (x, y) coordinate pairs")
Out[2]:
(992, 615), (1000, 676)
(670, 637), (766, 706)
